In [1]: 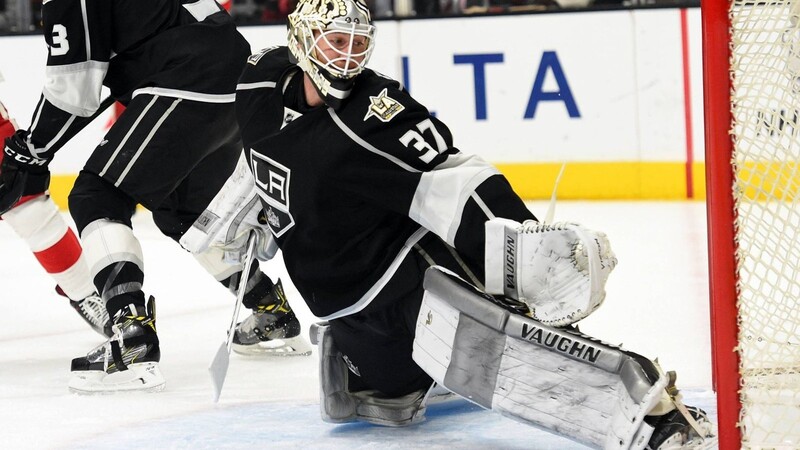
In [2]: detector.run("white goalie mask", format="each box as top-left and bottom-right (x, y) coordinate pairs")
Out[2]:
(287, 0), (376, 109)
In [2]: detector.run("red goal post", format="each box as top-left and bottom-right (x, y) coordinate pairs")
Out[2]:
(702, 0), (800, 448)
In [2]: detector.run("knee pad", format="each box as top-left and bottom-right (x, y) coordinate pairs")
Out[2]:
(81, 219), (145, 314)
(310, 322), (433, 427)
(69, 171), (136, 234)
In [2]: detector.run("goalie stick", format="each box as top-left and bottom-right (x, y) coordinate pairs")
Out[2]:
(208, 230), (258, 403)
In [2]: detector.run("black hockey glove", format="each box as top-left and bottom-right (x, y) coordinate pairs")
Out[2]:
(0, 130), (51, 215)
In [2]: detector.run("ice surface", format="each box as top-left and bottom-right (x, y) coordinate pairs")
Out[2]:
(0, 201), (716, 449)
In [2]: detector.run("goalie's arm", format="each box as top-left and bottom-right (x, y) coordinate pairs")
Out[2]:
(399, 150), (537, 274)
(450, 171), (537, 271)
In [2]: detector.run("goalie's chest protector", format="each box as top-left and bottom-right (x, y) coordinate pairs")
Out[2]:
(239, 53), (426, 317)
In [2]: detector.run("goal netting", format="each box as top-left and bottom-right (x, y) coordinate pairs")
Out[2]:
(703, 0), (800, 448)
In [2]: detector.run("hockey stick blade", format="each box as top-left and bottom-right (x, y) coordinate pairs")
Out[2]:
(209, 341), (230, 403)
(208, 230), (258, 403)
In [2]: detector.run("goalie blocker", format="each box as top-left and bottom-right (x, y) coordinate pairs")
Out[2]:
(413, 266), (671, 449)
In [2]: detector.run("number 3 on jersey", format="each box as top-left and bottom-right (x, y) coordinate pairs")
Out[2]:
(50, 24), (70, 56)
(399, 119), (447, 163)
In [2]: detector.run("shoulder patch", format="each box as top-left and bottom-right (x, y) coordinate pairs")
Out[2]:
(248, 46), (280, 65)
(364, 88), (405, 122)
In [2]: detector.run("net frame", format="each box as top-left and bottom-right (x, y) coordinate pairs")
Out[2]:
(703, 0), (800, 448)
(702, 1), (741, 447)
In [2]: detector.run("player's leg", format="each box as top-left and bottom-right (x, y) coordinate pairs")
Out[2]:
(65, 94), (193, 393)
(67, 171), (161, 393)
(0, 101), (109, 336)
(2, 195), (110, 336)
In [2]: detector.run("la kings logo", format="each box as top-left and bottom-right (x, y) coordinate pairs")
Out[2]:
(250, 151), (295, 237)
(364, 88), (404, 122)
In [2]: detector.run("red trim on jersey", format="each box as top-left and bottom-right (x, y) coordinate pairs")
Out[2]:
(33, 228), (83, 274)
(0, 120), (14, 140)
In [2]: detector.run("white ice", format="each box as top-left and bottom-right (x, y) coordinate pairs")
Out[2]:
(0, 201), (717, 449)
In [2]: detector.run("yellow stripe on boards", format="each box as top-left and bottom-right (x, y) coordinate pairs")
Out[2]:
(47, 161), (721, 211)
(495, 162), (708, 200)
(49, 175), (77, 210)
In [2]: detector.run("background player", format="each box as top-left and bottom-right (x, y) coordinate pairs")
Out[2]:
(0, 79), (109, 337)
(0, 0), (305, 393)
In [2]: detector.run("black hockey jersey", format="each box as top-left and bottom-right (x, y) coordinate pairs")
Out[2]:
(27, 0), (250, 156)
(236, 47), (535, 319)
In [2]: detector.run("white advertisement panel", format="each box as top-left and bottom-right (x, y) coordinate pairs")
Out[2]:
(398, 13), (644, 163)
(0, 8), (705, 197)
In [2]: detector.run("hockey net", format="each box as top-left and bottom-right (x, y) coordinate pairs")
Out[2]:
(703, 0), (800, 448)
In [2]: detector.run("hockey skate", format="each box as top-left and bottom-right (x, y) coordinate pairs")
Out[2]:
(645, 406), (717, 449)
(68, 296), (165, 394)
(57, 286), (112, 337)
(232, 280), (311, 356)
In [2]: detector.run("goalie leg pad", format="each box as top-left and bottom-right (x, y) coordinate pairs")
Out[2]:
(311, 322), (431, 427)
(413, 267), (667, 450)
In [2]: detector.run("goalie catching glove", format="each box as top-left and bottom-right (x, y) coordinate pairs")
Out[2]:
(0, 130), (51, 215)
(484, 218), (617, 326)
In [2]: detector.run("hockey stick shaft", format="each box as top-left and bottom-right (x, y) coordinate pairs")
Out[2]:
(209, 230), (258, 402)
(226, 231), (258, 352)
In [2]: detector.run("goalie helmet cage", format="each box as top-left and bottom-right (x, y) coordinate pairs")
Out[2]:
(702, 0), (800, 448)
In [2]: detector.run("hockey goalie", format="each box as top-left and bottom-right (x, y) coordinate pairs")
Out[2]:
(182, 0), (718, 447)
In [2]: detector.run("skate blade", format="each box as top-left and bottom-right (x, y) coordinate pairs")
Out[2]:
(232, 336), (312, 357)
(68, 361), (166, 394)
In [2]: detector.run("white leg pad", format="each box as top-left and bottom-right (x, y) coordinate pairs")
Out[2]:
(413, 267), (667, 449)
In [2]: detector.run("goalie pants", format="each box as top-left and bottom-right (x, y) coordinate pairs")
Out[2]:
(328, 233), (477, 398)
(69, 93), (241, 240)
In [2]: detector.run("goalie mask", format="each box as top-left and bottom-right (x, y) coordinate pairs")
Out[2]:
(287, 0), (376, 109)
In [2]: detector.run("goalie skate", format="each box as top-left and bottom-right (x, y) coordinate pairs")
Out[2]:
(68, 297), (165, 394)
(646, 406), (717, 450)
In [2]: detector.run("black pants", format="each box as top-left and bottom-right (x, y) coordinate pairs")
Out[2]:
(70, 94), (241, 240)
(329, 234), (479, 398)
